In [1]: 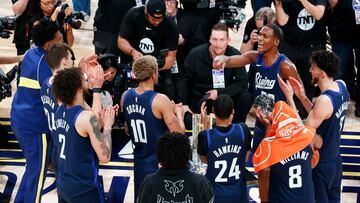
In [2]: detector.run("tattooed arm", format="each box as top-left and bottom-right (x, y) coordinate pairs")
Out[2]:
(76, 108), (115, 163)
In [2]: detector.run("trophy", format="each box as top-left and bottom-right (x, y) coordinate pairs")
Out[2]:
(190, 113), (215, 174)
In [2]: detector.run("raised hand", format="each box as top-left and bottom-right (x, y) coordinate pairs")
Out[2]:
(101, 107), (115, 130)
(288, 76), (306, 100)
(277, 74), (293, 100)
(87, 65), (104, 89)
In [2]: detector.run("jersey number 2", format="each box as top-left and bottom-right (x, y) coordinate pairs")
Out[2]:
(59, 134), (66, 160)
(130, 119), (147, 143)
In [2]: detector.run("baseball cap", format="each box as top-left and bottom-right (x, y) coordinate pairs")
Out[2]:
(146, 0), (166, 19)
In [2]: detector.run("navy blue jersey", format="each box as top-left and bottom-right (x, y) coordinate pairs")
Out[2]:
(55, 105), (101, 200)
(269, 145), (314, 203)
(11, 47), (52, 133)
(123, 89), (168, 184)
(40, 77), (59, 167)
(205, 124), (248, 202)
(316, 80), (349, 162)
(252, 52), (287, 102)
(40, 77), (58, 132)
(252, 53), (288, 152)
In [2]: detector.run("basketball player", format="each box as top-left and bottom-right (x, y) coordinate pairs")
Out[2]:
(40, 43), (74, 170)
(52, 67), (115, 202)
(10, 19), (62, 203)
(279, 50), (349, 203)
(197, 94), (252, 202)
(252, 95), (321, 203)
(212, 23), (302, 202)
(121, 55), (190, 200)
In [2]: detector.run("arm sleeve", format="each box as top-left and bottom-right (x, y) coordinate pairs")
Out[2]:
(240, 123), (252, 152)
(242, 17), (255, 43)
(315, 0), (328, 6)
(200, 178), (215, 203)
(163, 18), (179, 51)
(118, 7), (137, 39)
(197, 130), (209, 156)
(137, 176), (151, 203)
(177, 53), (194, 104)
(217, 66), (248, 96)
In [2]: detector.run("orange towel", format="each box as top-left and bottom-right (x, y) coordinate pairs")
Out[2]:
(253, 101), (316, 172)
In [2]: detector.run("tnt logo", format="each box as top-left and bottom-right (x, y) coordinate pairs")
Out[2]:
(139, 38), (154, 54)
(297, 8), (315, 31)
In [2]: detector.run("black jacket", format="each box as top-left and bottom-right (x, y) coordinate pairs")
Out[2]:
(137, 167), (214, 203)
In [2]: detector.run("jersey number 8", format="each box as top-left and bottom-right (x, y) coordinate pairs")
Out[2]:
(289, 165), (302, 188)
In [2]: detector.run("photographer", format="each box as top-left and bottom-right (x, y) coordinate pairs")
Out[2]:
(11, 0), (75, 54)
(117, 0), (178, 100)
(97, 53), (123, 106)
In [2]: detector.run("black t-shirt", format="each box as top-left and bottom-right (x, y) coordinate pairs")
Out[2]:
(326, 0), (360, 44)
(281, 0), (327, 46)
(119, 6), (178, 64)
(94, 0), (135, 34)
(197, 123), (252, 156)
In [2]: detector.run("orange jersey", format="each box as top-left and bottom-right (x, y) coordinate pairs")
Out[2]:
(253, 101), (316, 172)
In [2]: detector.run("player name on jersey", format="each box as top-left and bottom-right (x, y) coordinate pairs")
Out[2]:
(41, 95), (55, 109)
(56, 119), (70, 132)
(255, 72), (275, 90)
(279, 151), (310, 165)
(213, 144), (242, 158)
(126, 104), (146, 116)
(335, 101), (349, 119)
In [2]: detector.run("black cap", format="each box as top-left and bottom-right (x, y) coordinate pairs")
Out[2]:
(146, 0), (165, 19)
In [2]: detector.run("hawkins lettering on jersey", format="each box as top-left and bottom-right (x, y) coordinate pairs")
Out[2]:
(41, 95), (55, 109)
(56, 119), (70, 132)
(213, 144), (242, 158)
(280, 151), (309, 165)
(126, 104), (146, 115)
(335, 101), (349, 119)
(157, 194), (194, 203)
(255, 72), (275, 90)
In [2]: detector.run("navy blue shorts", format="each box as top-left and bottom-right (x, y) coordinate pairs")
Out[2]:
(58, 187), (105, 203)
(313, 157), (342, 203)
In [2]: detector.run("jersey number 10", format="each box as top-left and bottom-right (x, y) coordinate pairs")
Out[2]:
(130, 119), (147, 144)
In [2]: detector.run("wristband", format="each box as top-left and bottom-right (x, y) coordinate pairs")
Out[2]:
(93, 88), (102, 93)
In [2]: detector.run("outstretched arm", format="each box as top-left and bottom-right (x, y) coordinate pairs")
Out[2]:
(213, 51), (258, 69)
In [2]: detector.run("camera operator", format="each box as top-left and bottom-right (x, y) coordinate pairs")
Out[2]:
(97, 53), (123, 106)
(93, 0), (135, 56)
(11, 0), (75, 54)
(178, 23), (252, 123)
(118, 0), (178, 100)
